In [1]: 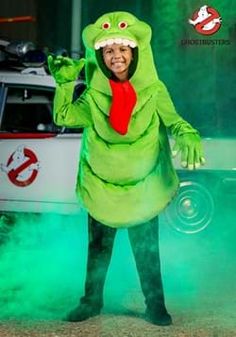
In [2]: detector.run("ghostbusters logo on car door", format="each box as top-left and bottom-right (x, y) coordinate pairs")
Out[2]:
(0, 145), (40, 187)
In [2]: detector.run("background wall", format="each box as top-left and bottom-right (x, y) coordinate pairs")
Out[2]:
(0, 0), (37, 41)
(0, 0), (72, 54)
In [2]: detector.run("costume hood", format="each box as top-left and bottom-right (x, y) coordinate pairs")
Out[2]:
(82, 11), (159, 94)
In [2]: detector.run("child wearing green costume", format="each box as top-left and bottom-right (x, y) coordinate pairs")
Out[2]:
(48, 11), (205, 326)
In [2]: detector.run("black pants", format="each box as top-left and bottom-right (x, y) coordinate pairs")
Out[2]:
(80, 215), (167, 313)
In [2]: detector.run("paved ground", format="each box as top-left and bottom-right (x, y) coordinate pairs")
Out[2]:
(0, 307), (235, 337)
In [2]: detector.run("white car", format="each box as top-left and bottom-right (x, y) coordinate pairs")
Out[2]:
(0, 65), (85, 216)
(0, 64), (235, 233)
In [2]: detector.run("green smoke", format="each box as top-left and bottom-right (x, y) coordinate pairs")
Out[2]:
(0, 207), (235, 323)
(0, 212), (88, 319)
(0, 212), (141, 320)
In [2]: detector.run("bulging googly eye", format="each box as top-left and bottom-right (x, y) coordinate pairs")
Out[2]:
(102, 22), (111, 30)
(118, 21), (128, 29)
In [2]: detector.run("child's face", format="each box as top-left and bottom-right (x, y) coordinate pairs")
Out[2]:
(102, 43), (133, 81)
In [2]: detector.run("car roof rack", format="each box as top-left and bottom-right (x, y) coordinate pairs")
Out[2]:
(0, 38), (47, 70)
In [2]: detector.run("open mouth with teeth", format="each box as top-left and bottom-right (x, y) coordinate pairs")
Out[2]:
(95, 38), (137, 50)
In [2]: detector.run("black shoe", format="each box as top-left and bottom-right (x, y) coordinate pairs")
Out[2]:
(145, 308), (172, 326)
(65, 303), (101, 322)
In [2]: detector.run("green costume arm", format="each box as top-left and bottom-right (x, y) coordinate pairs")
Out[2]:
(156, 81), (196, 134)
(156, 81), (205, 169)
(48, 55), (93, 128)
(53, 82), (93, 127)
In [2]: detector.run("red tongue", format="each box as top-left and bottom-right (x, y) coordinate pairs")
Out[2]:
(109, 79), (137, 135)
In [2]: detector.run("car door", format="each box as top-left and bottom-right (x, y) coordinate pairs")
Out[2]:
(0, 83), (83, 215)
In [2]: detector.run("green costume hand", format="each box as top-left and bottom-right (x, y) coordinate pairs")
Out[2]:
(172, 133), (205, 170)
(47, 55), (85, 84)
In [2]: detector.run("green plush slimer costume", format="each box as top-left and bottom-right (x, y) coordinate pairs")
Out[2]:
(49, 11), (203, 228)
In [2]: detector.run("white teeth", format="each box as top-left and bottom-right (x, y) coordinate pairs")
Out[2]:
(95, 43), (100, 50)
(130, 41), (136, 48)
(114, 38), (122, 44)
(100, 40), (107, 47)
(106, 39), (115, 45)
(122, 39), (130, 46)
(94, 38), (137, 49)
